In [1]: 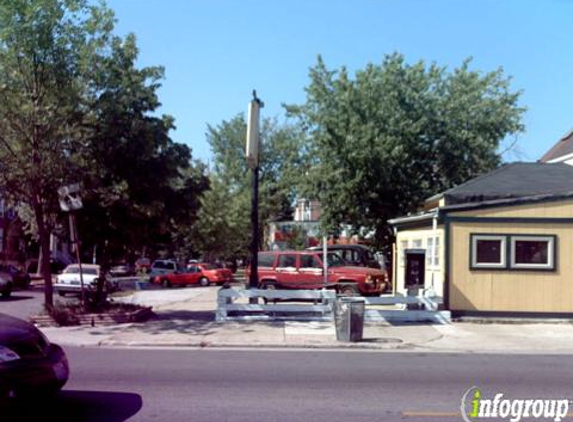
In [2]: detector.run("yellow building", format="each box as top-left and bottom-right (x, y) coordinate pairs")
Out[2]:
(389, 162), (573, 316)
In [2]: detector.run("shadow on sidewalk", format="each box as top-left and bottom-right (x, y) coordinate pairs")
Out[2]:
(126, 310), (282, 337)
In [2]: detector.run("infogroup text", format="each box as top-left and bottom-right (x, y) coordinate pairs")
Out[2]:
(461, 387), (569, 422)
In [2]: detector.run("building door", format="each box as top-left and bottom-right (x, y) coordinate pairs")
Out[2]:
(276, 253), (299, 288)
(405, 249), (426, 288)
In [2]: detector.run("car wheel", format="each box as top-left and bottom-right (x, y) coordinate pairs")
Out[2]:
(161, 279), (171, 288)
(199, 277), (210, 287)
(261, 282), (277, 304)
(339, 284), (359, 297)
(262, 282), (276, 290)
(1, 283), (12, 298)
(58, 291), (66, 297)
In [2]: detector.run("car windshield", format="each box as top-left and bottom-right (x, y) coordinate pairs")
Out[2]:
(326, 252), (346, 267)
(64, 266), (98, 275)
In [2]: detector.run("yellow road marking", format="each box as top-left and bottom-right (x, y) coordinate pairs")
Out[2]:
(402, 412), (461, 417)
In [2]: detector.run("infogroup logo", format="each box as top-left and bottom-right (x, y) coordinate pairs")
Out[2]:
(461, 387), (569, 422)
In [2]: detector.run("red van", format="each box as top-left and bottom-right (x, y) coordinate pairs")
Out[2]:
(252, 250), (388, 296)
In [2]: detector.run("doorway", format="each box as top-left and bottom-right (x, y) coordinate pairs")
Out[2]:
(405, 249), (426, 288)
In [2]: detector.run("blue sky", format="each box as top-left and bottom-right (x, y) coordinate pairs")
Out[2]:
(107, 0), (573, 164)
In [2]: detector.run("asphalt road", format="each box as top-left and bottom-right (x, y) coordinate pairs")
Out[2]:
(0, 286), (45, 320)
(3, 347), (573, 422)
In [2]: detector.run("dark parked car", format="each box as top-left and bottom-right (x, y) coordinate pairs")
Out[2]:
(135, 258), (151, 274)
(0, 265), (31, 289)
(308, 244), (386, 269)
(0, 313), (69, 399)
(0, 273), (13, 298)
(110, 263), (135, 277)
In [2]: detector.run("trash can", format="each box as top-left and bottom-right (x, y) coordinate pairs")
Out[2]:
(334, 297), (365, 342)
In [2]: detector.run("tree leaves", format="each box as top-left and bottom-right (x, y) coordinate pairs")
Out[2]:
(192, 114), (306, 260)
(288, 53), (525, 246)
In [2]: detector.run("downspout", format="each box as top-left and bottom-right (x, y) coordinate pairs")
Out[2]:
(392, 226), (398, 295)
(430, 214), (438, 294)
(442, 210), (451, 311)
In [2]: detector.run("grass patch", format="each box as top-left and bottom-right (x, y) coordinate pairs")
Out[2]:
(44, 301), (147, 326)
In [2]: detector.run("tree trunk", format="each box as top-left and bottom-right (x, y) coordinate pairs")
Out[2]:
(34, 201), (53, 309)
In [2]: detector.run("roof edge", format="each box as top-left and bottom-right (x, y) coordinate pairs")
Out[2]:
(441, 191), (573, 214)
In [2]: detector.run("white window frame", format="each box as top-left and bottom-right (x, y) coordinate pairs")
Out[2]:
(426, 237), (434, 266)
(433, 236), (440, 267)
(510, 235), (555, 270)
(399, 240), (408, 266)
(471, 235), (507, 269)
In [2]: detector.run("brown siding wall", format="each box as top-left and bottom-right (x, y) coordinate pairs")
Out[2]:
(449, 201), (573, 312)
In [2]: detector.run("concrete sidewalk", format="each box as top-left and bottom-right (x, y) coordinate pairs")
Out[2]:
(40, 287), (573, 354)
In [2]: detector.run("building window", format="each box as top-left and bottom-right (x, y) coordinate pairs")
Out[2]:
(411, 238), (423, 249)
(427, 236), (440, 267)
(399, 240), (408, 266)
(470, 234), (557, 271)
(471, 235), (506, 269)
(510, 236), (555, 270)
(426, 238), (433, 266)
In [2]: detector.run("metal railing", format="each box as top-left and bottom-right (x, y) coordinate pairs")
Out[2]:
(216, 288), (336, 322)
(216, 288), (450, 324)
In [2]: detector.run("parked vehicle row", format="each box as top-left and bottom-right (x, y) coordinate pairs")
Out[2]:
(149, 260), (233, 287)
(251, 250), (389, 296)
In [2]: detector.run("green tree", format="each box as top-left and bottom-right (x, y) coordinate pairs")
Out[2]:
(192, 115), (306, 260)
(0, 0), (207, 308)
(286, 54), (525, 247)
(0, 0), (115, 308)
(77, 34), (208, 267)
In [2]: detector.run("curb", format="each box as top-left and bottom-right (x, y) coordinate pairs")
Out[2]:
(76, 340), (573, 355)
(96, 340), (416, 351)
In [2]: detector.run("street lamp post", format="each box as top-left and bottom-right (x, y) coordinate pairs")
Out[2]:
(58, 184), (85, 306)
(246, 90), (264, 291)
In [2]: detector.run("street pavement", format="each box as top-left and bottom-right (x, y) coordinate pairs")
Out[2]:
(0, 286), (46, 320)
(4, 347), (573, 422)
(6, 284), (573, 354)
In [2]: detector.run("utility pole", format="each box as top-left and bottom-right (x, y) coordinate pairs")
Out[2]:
(323, 236), (329, 288)
(246, 90), (264, 291)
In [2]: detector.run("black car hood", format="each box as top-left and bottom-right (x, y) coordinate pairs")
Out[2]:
(0, 313), (37, 345)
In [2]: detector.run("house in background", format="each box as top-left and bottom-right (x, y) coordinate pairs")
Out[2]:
(267, 199), (322, 250)
(389, 162), (573, 316)
(539, 128), (573, 164)
(267, 198), (370, 250)
(0, 199), (25, 262)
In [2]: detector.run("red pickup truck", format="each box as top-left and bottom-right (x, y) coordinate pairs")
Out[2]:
(251, 250), (389, 296)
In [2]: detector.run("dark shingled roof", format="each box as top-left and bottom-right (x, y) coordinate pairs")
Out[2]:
(443, 162), (573, 205)
(540, 129), (573, 162)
